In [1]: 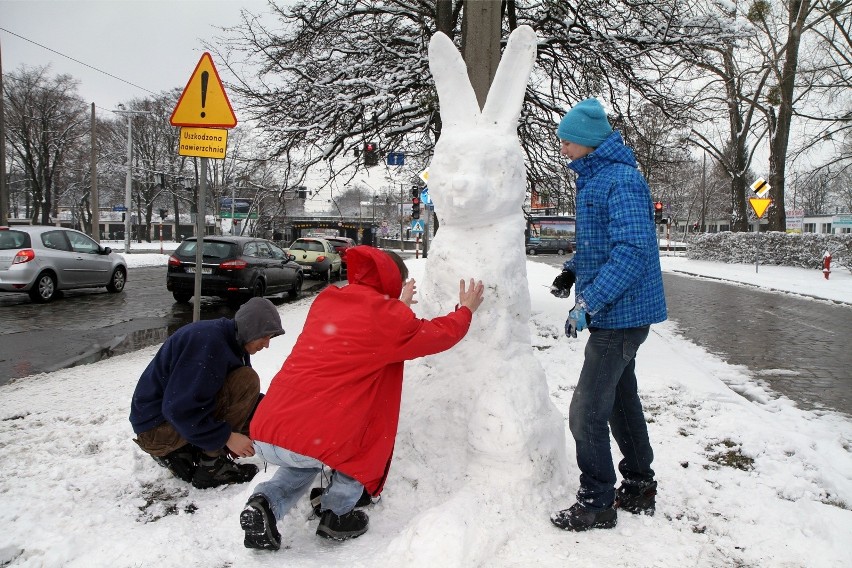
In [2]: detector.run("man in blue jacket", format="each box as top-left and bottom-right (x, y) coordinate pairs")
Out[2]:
(549, 98), (667, 531)
(130, 297), (284, 489)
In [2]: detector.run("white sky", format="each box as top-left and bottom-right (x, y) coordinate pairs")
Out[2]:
(0, 0), (275, 112)
(0, 253), (850, 567)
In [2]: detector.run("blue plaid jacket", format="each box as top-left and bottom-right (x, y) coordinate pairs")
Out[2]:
(563, 131), (667, 329)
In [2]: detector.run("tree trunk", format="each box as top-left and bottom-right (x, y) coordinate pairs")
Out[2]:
(461, 0), (502, 109)
(722, 48), (750, 232)
(766, 0), (809, 232)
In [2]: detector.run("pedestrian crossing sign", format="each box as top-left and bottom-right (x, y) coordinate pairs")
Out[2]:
(410, 219), (425, 233)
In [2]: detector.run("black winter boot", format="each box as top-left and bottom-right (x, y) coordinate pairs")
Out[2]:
(551, 502), (617, 531)
(316, 509), (369, 541)
(152, 444), (201, 483)
(310, 487), (375, 516)
(241, 494), (281, 551)
(191, 454), (258, 489)
(615, 479), (657, 515)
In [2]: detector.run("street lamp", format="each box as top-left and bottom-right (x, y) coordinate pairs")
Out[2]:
(112, 107), (151, 253)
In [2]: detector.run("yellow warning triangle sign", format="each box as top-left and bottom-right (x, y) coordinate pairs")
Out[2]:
(170, 53), (237, 128)
(749, 197), (772, 219)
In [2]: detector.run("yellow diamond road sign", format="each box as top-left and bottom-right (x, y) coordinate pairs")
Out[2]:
(170, 53), (237, 128)
(750, 177), (770, 198)
(749, 197), (772, 219)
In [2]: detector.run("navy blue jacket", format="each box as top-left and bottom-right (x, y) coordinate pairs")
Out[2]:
(129, 318), (250, 451)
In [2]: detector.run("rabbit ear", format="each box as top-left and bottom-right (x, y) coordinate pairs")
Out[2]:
(481, 25), (538, 131)
(428, 32), (481, 128)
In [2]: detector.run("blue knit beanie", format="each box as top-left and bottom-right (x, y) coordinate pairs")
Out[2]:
(556, 98), (613, 148)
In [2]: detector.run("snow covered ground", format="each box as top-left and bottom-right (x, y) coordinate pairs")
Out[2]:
(0, 254), (849, 568)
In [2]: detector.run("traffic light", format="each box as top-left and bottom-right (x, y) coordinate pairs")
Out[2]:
(411, 185), (421, 199)
(654, 201), (663, 224)
(364, 142), (379, 166)
(411, 196), (421, 219)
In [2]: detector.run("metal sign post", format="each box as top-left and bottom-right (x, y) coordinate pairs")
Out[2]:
(748, 195), (772, 274)
(192, 159), (207, 322)
(171, 52), (237, 322)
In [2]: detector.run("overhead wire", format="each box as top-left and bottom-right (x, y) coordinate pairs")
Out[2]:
(0, 26), (158, 97)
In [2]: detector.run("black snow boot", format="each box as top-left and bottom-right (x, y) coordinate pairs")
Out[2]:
(310, 486), (374, 516)
(241, 494), (281, 551)
(152, 444), (201, 483)
(191, 454), (258, 489)
(615, 479), (657, 515)
(551, 502), (617, 532)
(316, 509), (369, 541)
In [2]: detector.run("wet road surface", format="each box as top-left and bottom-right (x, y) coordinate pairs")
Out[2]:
(0, 266), (326, 385)
(662, 272), (852, 416)
(3, 259), (851, 418)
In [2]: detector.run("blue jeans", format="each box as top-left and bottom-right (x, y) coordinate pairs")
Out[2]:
(569, 326), (654, 511)
(251, 441), (365, 520)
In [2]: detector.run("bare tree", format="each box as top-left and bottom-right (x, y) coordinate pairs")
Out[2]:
(746, 0), (852, 230)
(210, 0), (740, 204)
(3, 66), (88, 225)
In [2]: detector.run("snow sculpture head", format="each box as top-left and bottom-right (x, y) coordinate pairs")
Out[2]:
(428, 26), (537, 228)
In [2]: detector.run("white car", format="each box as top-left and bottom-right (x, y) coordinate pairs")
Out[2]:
(0, 226), (127, 303)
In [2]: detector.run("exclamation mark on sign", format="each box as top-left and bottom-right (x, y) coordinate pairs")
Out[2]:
(200, 71), (209, 118)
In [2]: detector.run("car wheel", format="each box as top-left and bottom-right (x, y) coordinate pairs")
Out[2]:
(251, 280), (265, 298)
(288, 274), (303, 299)
(321, 268), (331, 282)
(172, 292), (192, 304)
(528, 249), (536, 255)
(107, 267), (127, 292)
(29, 272), (58, 303)
(557, 249), (565, 255)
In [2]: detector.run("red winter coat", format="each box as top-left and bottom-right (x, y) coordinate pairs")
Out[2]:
(250, 246), (472, 495)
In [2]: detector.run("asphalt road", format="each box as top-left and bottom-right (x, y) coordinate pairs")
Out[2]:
(0, 265), (327, 385)
(3, 258), (851, 418)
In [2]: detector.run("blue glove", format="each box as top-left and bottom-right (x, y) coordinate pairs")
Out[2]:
(565, 303), (589, 338)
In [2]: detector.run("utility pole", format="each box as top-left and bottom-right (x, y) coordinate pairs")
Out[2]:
(112, 109), (150, 253)
(461, 0), (502, 109)
(0, 38), (8, 226)
(90, 103), (99, 241)
(700, 151), (706, 233)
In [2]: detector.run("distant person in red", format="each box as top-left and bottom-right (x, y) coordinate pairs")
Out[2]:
(239, 246), (485, 551)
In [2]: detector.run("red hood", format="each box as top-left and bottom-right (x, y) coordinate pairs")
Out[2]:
(345, 246), (402, 298)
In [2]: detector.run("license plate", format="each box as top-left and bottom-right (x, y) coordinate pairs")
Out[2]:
(186, 267), (212, 274)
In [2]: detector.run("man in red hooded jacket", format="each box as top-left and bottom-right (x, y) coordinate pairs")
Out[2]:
(239, 246), (484, 551)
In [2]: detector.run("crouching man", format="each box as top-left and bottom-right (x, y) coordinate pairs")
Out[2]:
(129, 297), (285, 489)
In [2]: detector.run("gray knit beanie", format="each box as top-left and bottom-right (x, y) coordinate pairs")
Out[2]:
(234, 297), (285, 345)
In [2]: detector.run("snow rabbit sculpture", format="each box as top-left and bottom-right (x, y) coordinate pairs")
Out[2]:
(392, 26), (567, 566)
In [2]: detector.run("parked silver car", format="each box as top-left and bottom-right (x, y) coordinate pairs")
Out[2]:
(0, 226), (127, 303)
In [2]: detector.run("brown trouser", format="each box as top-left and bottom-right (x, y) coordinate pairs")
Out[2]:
(134, 366), (260, 457)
